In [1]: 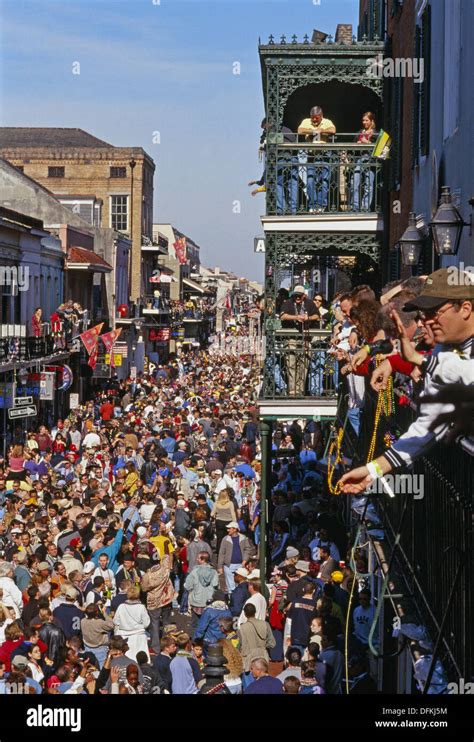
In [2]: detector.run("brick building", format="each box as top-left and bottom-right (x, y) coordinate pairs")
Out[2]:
(0, 127), (155, 300)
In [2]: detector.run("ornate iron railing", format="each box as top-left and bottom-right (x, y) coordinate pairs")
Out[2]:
(262, 331), (338, 399)
(266, 137), (383, 216)
(339, 382), (474, 684)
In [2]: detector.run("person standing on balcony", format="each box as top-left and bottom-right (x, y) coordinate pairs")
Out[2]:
(280, 286), (320, 397)
(340, 268), (474, 494)
(351, 112), (378, 212)
(298, 106), (336, 213)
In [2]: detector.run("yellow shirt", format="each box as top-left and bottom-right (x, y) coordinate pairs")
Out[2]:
(298, 117), (336, 142)
(150, 534), (175, 559)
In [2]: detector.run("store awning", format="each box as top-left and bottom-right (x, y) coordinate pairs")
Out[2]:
(183, 277), (205, 293)
(66, 246), (112, 273)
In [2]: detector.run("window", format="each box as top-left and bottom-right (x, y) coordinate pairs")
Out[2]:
(110, 195), (128, 232)
(389, 77), (403, 190)
(110, 166), (127, 178)
(443, 0), (461, 139)
(48, 166), (65, 178)
(420, 4), (431, 156)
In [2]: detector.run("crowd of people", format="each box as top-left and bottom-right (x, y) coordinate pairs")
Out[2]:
(1, 264), (472, 697)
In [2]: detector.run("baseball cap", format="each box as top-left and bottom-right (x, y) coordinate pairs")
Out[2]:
(83, 560), (96, 574)
(226, 521), (239, 530)
(403, 267), (474, 311)
(291, 284), (306, 296)
(295, 560), (310, 573)
(11, 655), (29, 669)
(137, 526), (147, 538)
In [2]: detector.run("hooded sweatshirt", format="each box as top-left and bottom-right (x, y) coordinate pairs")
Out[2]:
(184, 564), (219, 608)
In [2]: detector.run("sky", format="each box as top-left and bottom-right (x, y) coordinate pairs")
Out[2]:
(0, 0), (359, 281)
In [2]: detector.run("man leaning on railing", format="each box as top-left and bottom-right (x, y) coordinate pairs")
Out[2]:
(339, 268), (474, 494)
(297, 106), (336, 213)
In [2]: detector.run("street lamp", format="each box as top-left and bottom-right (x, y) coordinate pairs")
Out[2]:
(430, 186), (466, 256)
(398, 212), (424, 267)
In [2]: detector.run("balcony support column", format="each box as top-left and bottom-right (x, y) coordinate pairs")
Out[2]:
(259, 419), (273, 596)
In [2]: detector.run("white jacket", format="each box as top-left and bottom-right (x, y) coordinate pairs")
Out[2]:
(0, 576), (23, 618)
(113, 600), (151, 636)
(385, 339), (474, 471)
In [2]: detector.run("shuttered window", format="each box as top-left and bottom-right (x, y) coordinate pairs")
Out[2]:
(420, 4), (431, 156)
(411, 26), (421, 167)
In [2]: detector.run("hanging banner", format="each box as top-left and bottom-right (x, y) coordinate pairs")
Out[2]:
(100, 327), (123, 368)
(173, 236), (187, 265)
(79, 323), (104, 355)
(88, 345), (98, 370)
(39, 372), (55, 400)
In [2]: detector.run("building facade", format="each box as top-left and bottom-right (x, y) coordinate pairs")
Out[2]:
(0, 127), (154, 300)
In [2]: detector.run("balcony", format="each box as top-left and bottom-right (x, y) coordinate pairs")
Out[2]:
(337, 387), (474, 687)
(263, 136), (384, 231)
(0, 324), (69, 370)
(261, 329), (339, 417)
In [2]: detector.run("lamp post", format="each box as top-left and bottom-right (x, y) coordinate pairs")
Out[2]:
(398, 212), (424, 269)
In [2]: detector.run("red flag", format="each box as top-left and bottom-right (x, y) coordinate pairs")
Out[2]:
(88, 345), (98, 370)
(173, 236), (187, 265)
(100, 328), (122, 353)
(79, 323), (103, 355)
(101, 328), (122, 367)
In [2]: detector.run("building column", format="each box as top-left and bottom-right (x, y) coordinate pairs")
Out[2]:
(259, 419), (273, 596)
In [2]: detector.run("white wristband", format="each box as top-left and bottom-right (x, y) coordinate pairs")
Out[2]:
(367, 462), (381, 480)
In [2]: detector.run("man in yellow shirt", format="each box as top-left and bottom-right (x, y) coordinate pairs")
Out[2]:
(297, 106), (336, 213)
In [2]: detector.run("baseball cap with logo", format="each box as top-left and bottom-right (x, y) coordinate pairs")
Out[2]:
(403, 268), (474, 311)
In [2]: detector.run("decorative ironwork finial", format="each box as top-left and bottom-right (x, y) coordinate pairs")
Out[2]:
(280, 34), (286, 44)
(303, 34), (309, 44)
(268, 34), (274, 45)
(291, 34), (298, 44)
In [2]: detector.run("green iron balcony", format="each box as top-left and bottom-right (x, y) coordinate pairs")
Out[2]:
(265, 135), (384, 217)
(262, 329), (339, 400)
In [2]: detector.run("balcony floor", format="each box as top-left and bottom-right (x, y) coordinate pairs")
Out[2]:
(261, 213), (383, 233)
(258, 397), (338, 420)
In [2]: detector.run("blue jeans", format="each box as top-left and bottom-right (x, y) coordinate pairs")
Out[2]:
(307, 162), (330, 209)
(347, 407), (361, 435)
(352, 160), (375, 211)
(84, 644), (108, 670)
(277, 156), (298, 214)
(223, 563), (240, 594)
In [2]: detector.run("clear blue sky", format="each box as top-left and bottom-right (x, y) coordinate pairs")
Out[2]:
(0, 0), (359, 281)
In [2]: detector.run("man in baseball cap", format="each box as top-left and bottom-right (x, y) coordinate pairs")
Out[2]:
(279, 284), (321, 396)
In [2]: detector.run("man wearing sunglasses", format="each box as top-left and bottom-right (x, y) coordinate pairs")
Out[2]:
(340, 267), (474, 493)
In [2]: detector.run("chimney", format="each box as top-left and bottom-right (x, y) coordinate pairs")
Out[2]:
(335, 24), (352, 44)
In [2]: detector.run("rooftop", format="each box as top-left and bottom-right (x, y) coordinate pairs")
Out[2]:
(0, 127), (114, 149)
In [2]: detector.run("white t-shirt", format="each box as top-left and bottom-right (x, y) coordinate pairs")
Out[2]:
(238, 592), (267, 627)
(82, 432), (101, 449)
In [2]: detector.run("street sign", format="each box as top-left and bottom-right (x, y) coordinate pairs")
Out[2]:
(8, 405), (37, 420)
(254, 237), (266, 253)
(14, 396), (34, 406)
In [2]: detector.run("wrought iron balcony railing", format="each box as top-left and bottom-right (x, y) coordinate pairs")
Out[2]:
(337, 386), (474, 684)
(265, 135), (384, 217)
(262, 331), (338, 399)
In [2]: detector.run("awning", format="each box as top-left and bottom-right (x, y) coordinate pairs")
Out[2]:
(66, 246), (112, 273)
(183, 277), (205, 293)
